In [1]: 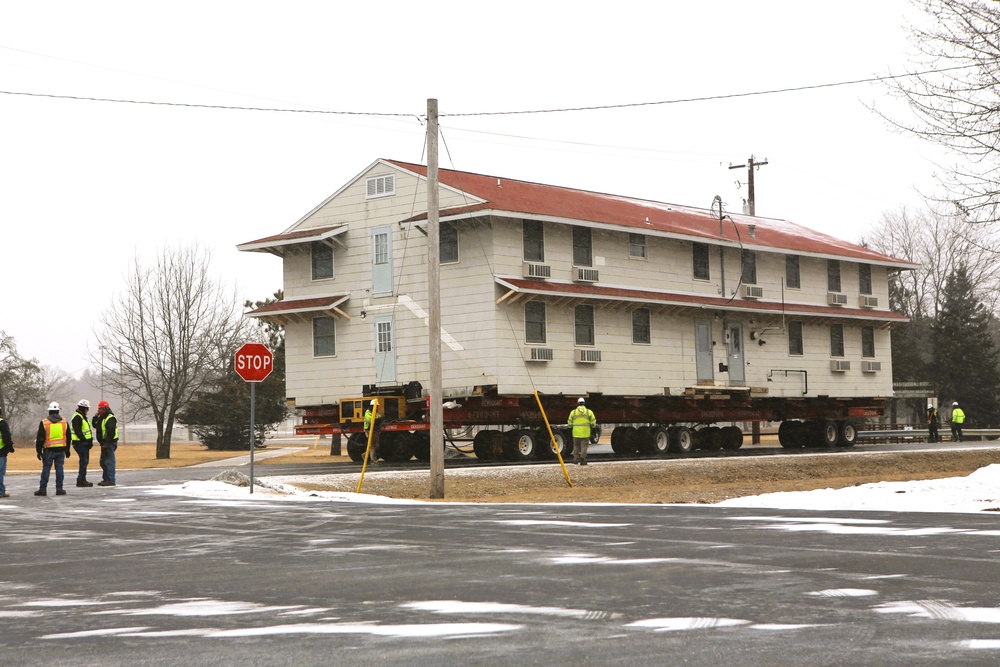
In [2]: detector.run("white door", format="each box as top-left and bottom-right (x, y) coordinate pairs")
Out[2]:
(371, 227), (392, 297)
(727, 322), (745, 384)
(695, 319), (714, 383)
(373, 315), (396, 384)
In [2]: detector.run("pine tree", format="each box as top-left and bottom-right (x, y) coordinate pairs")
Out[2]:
(931, 266), (1000, 427)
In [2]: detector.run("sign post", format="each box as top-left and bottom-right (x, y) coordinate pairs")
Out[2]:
(234, 343), (274, 493)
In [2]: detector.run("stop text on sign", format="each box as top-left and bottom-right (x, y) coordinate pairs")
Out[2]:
(234, 343), (274, 382)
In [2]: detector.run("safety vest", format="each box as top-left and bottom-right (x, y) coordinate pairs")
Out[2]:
(953, 408), (966, 424)
(71, 411), (92, 441)
(568, 406), (596, 438)
(364, 409), (376, 431)
(95, 413), (119, 441)
(43, 418), (69, 448)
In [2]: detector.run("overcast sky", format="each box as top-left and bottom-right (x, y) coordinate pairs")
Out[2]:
(1, 1), (945, 376)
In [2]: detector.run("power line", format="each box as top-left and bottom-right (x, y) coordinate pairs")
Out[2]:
(0, 63), (975, 120)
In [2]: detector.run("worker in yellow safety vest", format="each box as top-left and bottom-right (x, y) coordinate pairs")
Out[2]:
(950, 402), (966, 442)
(71, 399), (95, 487)
(363, 400), (381, 465)
(35, 402), (72, 496)
(567, 397), (597, 466)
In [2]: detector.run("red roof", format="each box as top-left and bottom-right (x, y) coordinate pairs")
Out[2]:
(496, 277), (906, 323)
(387, 159), (915, 268)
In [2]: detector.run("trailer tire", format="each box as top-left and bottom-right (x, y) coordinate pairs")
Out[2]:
(819, 420), (840, 447)
(633, 426), (656, 455)
(503, 429), (538, 462)
(590, 424), (602, 445)
(411, 432), (431, 461)
(699, 426), (723, 451)
(838, 421), (859, 447)
(611, 426), (638, 456)
(778, 421), (802, 449)
(651, 426), (671, 456)
(538, 428), (570, 460)
(346, 433), (368, 463)
(720, 425), (743, 450)
(669, 426), (695, 453)
(473, 429), (501, 460)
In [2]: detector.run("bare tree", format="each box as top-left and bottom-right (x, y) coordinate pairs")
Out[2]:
(863, 205), (1000, 316)
(0, 331), (45, 435)
(885, 0), (1000, 222)
(93, 244), (253, 458)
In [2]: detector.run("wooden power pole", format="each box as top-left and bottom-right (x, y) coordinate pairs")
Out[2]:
(427, 98), (444, 499)
(728, 155), (768, 215)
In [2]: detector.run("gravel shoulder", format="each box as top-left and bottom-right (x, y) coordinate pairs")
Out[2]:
(282, 448), (1000, 504)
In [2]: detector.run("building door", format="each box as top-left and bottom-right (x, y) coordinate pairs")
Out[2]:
(373, 315), (396, 384)
(371, 226), (392, 297)
(726, 322), (745, 384)
(695, 319), (714, 383)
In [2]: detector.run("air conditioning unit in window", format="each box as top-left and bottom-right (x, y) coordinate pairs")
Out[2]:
(862, 361), (881, 373)
(859, 295), (879, 308)
(522, 262), (551, 279)
(573, 267), (599, 283)
(830, 360), (851, 372)
(574, 349), (602, 363)
(525, 347), (553, 362)
(828, 292), (848, 306)
(743, 285), (764, 299)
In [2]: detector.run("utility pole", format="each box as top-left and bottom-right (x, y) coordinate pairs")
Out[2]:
(728, 155), (768, 215)
(427, 98), (444, 499)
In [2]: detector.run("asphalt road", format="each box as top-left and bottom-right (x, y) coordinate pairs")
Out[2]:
(2, 453), (999, 666)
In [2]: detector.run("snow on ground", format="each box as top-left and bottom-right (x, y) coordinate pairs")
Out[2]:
(142, 464), (1000, 514)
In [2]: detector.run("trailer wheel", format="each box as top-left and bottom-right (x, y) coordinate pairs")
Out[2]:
(720, 426), (744, 450)
(473, 429), (501, 460)
(819, 420), (839, 447)
(838, 421), (858, 447)
(778, 421), (802, 449)
(502, 429), (538, 462)
(537, 428), (569, 460)
(346, 433), (368, 463)
(411, 432), (431, 461)
(611, 426), (638, 456)
(699, 426), (723, 451)
(632, 426), (656, 455)
(589, 424), (602, 445)
(669, 426), (694, 453)
(650, 426), (671, 456)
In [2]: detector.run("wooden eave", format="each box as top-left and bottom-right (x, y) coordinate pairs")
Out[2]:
(245, 294), (351, 326)
(237, 224), (349, 257)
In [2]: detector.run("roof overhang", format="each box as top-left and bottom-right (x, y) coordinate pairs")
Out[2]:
(495, 277), (908, 328)
(237, 224), (349, 256)
(245, 294), (351, 325)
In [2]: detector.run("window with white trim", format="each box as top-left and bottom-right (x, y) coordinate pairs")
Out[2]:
(311, 241), (333, 281)
(440, 222), (458, 264)
(628, 233), (647, 259)
(632, 308), (651, 344)
(365, 174), (395, 199)
(575, 305), (595, 345)
(525, 301), (546, 344)
(313, 316), (336, 357)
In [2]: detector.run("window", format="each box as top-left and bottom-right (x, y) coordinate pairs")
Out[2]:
(693, 242), (710, 280)
(525, 301), (546, 344)
(632, 308), (651, 344)
(788, 321), (803, 356)
(574, 305), (595, 345)
(785, 255), (800, 289)
(523, 220), (544, 262)
(861, 326), (875, 358)
(828, 260), (842, 293)
(373, 232), (389, 265)
(830, 324), (845, 357)
(311, 242), (333, 281)
(858, 264), (872, 295)
(365, 174), (395, 198)
(573, 226), (592, 267)
(376, 320), (392, 354)
(741, 249), (757, 285)
(440, 222), (458, 264)
(628, 233), (647, 259)
(313, 316), (336, 357)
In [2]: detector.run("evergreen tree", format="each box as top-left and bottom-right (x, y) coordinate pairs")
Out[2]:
(931, 266), (1000, 426)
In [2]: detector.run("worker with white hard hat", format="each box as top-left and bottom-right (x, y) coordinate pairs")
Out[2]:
(567, 397), (597, 465)
(926, 403), (940, 443)
(363, 399), (382, 465)
(950, 401), (966, 442)
(70, 399), (95, 487)
(35, 401), (71, 496)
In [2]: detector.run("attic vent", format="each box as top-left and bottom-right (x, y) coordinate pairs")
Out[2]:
(574, 267), (600, 283)
(575, 349), (602, 363)
(366, 174), (395, 199)
(859, 295), (879, 308)
(827, 292), (848, 306)
(522, 262), (551, 279)
(525, 347), (553, 362)
(830, 360), (851, 372)
(743, 285), (764, 299)
(862, 361), (881, 373)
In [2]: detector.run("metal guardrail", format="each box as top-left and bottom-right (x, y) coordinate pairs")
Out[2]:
(858, 428), (1000, 441)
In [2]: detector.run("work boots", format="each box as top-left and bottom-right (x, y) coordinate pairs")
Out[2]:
(77, 480), (93, 487)
(34, 489), (46, 496)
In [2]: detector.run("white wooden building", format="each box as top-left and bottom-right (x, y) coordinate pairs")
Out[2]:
(238, 159), (916, 410)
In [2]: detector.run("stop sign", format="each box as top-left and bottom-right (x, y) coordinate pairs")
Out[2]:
(234, 343), (273, 382)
